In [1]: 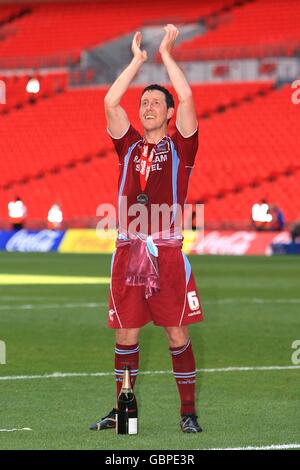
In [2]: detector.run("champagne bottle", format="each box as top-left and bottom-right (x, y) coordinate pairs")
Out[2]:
(116, 365), (138, 435)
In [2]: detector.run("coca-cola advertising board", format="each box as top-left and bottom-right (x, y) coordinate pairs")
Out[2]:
(183, 230), (291, 256)
(0, 229), (292, 255)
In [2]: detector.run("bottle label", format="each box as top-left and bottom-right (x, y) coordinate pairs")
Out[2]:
(128, 418), (138, 435)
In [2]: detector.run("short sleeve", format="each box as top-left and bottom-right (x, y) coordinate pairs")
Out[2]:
(109, 125), (142, 163)
(171, 126), (199, 167)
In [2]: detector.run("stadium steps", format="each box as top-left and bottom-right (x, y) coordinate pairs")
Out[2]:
(0, 1), (233, 69)
(198, 164), (300, 203)
(0, 87), (66, 116)
(1, 81), (298, 223)
(196, 81), (275, 120)
(0, 6), (32, 28)
(201, 0), (257, 30)
(0, 73), (68, 116)
(202, 168), (300, 225)
(155, 0), (256, 63)
(173, 0), (300, 60)
(0, 148), (108, 192)
(0, 81), (274, 189)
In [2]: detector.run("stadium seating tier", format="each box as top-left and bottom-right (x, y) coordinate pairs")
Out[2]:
(1, 80), (299, 225)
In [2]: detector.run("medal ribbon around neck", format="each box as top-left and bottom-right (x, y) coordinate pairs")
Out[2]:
(139, 143), (156, 191)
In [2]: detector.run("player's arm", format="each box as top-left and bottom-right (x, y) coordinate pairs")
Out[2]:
(159, 24), (197, 137)
(104, 32), (147, 138)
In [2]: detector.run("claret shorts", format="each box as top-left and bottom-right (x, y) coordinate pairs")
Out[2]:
(108, 246), (204, 329)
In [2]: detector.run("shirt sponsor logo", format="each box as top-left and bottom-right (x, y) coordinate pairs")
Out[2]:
(109, 309), (115, 321)
(187, 309), (201, 317)
(177, 379), (196, 384)
(133, 153), (168, 173)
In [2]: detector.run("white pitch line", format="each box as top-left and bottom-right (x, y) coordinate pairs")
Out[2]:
(0, 365), (299, 382)
(204, 443), (300, 450)
(0, 298), (300, 311)
(205, 298), (300, 305)
(199, 365), (300, 372)
(0, 296), (54, 301)
(0, 302), (105, 311)
(0, 428), (32, 432)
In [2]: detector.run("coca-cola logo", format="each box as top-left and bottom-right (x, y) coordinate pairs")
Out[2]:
(194, 231), (256, 255)
(6, 230), (62, 252)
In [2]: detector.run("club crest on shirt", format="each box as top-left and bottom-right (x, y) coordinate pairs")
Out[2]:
(136, 138), (170, 156)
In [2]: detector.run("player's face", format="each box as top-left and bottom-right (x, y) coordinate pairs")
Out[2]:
(140, 90), (173, 132)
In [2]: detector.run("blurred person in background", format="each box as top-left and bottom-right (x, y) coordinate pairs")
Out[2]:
(269, 204), (285, 231)
(251, 198), (272, 231)
(8, 196), (27, 231)
(47, 203), (63, 230)
(291, 219), (300, 244)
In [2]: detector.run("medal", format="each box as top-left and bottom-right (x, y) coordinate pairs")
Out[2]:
(140, 143), (155, 192)
(136, 193), (148, 205)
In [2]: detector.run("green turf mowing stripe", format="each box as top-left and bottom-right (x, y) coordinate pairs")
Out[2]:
(0, 274), (110, 285)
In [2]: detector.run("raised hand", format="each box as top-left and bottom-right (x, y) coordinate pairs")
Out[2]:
(159, 24), (179, 57)
(131, 31), (148, 63)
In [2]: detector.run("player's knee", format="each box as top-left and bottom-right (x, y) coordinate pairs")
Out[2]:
(165, 327), (189, 348)
(116, 328), (140, 345)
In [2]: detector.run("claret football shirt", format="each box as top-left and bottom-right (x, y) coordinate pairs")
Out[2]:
(109, 124), (198, 237)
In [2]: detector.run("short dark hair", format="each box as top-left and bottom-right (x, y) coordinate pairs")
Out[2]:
(141, 84), (174, 109)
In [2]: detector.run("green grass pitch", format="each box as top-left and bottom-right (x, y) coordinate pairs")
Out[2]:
(0, 252), (299, 450)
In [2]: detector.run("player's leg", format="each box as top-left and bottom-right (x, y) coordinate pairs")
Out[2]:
(164, 325), (202, 433)
(147, 247), (203, 432)
(90, 327), (141, 431)
(115, 328), (140, 396)
(90, 248), (149, 431)
(164, 325), (189, 347)
(107, 249), (149, 419)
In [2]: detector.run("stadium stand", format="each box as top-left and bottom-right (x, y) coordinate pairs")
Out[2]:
(0, 0), (233, 68)
(173, 0), (300, 60)
(0, 0), (299, 229)
(1, 79), (299, 225)
(0, 4), (31, 25)
(188, 83), (299, 224)
(0, 72), (68, 110)
(0, 82), (271, 182)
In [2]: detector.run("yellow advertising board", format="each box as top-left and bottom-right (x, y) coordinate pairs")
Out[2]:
(59, 229), (117, 254)
(59, 229), (198, 254)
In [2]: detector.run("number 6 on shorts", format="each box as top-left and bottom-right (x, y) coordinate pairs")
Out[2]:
(187, 291), (200, 311)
